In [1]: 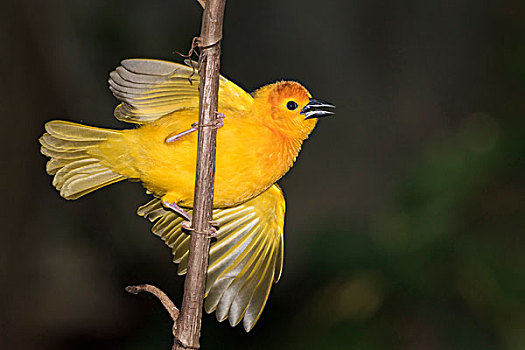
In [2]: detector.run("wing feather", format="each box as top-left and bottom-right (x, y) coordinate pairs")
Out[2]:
(177, 215), (259, 276)
(274, 234), (284, 282)
(214, 230), (269, 322)
(137, 185), (286, 331)
(109, 58), (253, 124)
(243, 250), (278, 330)
(228, 229), (274, 326)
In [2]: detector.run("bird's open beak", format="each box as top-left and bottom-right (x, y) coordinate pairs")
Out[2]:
(300, 99), (335, 119)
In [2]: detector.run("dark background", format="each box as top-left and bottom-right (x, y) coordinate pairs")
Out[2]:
(2, 0), (524, 349)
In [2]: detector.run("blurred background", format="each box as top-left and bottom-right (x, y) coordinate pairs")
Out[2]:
(1, 0), (524, 349)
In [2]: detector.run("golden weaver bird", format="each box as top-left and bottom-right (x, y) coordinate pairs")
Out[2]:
(39, 59), (334, 331)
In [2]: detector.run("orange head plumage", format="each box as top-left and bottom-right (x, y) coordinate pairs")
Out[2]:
(251, 81), (334, 141)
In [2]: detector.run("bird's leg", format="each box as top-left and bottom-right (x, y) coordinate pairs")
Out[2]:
(162, 201), (192, 221)
(165, 112), (225, 143)
(162, 201), (219, 238)
(165, 124), (199, 143)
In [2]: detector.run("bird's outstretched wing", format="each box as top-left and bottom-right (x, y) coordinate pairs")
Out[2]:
(137, 184), (285, 332)
(109, 59), (253, 123)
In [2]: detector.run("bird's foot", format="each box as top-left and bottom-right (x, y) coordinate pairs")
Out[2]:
(165, 112), (225, 143)
(214, 112), (225, 128)
(181, 220), (218, 238)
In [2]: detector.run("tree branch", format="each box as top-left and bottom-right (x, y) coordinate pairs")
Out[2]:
(125, 1), (225, 348)
(173, 0), (226, 349)
(125, 284), (179, 325)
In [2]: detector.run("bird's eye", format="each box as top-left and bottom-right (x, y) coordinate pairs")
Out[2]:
(286, 101), (298, 111)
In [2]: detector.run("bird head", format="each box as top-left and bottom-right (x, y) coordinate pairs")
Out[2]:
(252, 81), (334, 141)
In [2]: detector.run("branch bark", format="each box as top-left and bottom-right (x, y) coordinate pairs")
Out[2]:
(173, 0), (226, 349)
(125, 1), (225, 348)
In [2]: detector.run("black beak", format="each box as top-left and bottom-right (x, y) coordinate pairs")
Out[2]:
(300, 99), (335, 119)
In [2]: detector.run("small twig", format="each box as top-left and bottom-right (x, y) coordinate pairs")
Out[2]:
(196, 0), (205, 9)
(173, 36), (201, 84)
(125, 284), (179, 323)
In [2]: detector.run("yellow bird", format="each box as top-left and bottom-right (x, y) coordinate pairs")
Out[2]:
(39, 59), (334, 331)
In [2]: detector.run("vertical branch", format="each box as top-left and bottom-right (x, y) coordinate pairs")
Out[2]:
(173, 0), (226, 349)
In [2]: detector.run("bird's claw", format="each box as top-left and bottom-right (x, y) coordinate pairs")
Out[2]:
(207, 226), (218, 238)
(181, 220), (219, 238)
(215, 112), (225, 128)
(181, 220), (192, 231)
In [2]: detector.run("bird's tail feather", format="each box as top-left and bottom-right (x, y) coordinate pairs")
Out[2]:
(39, 120), (126, 200)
